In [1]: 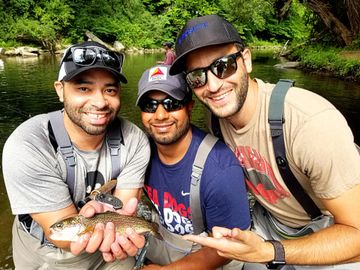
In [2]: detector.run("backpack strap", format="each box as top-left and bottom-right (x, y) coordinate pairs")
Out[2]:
(190, 133), (219, 235)
(48, 110), (76, 197)
(48, 110), (123, 199)
(106, 117), (123, 179)
(269, 79), (323, 220)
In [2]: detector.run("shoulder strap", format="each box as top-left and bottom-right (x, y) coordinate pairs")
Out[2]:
(269, 79), (322, 220)
(48, 110), (123, 199)
(48, 110), (76, 198)
(190, 133), (219, 235)
(106, 117), (123, 179)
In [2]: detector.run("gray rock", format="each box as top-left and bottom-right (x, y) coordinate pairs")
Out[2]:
(113, 41), (125, 52)
(274, 61), (300, 69)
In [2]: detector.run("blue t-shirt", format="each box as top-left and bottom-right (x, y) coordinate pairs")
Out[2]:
(144, 126), (251, 235)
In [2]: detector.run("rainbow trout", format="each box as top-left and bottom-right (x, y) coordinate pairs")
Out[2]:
(49, 212), (162, 242)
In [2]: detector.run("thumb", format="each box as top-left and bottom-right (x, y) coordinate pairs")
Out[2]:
(119, 197), (138, 216)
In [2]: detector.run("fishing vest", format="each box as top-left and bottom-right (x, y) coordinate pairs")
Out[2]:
(189, 133), (219, 234)
(48, 110), (123, 200)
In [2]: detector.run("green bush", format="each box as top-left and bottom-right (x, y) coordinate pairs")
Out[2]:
(290, 45), (360, 80)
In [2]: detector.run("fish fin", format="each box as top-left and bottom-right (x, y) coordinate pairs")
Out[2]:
(80, 225), (95, 235)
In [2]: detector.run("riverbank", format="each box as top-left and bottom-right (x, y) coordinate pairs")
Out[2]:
(286, 45), (360, 83)
(0, 46), (163, 57)
(1, 42), (359, 83)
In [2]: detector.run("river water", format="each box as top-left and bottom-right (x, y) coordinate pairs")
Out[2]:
(0, 51), (359, 269)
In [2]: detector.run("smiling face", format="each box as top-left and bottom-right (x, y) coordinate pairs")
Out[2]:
(54, 68), (121, 137)
(186, 43), (252, 119)
(140, 91), (193, 145)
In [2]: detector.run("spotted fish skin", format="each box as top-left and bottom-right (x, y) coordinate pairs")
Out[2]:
(49, 212), (162, 241)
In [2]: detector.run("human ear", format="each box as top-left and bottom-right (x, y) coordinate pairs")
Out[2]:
(241, 48), (253, 74)
(54, 81), (64, 102)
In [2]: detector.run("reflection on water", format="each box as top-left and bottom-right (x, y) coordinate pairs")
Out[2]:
(0, 51), (359, 269)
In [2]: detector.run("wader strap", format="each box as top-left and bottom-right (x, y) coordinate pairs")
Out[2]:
(48, 110), (123, 198)
(190, 134), (219, 235)
(268, 79), (322, 220)
(48, 110), (76, 197)
(106, 117), (123, 179)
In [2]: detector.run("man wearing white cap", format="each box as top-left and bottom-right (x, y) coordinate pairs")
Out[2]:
(3, 41), (150, 269)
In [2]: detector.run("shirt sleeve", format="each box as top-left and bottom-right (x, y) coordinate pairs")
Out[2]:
(2, 123), (72, 215)
(201, 151), (251, 231)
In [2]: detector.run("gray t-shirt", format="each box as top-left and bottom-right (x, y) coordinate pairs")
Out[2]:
(3, 113), (150, 215)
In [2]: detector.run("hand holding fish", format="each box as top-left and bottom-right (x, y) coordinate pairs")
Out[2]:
(53, 198), (148, 262)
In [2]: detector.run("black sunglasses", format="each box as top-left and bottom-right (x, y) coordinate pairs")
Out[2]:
(138, 96), (190, 113)
(63, 46), (124, 71)
(185, 51), (242, 89)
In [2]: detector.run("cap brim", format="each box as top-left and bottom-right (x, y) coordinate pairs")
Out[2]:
(169, 40), (238, 75)
(136, 86), (186, 105)
(62, 65), (127, 83)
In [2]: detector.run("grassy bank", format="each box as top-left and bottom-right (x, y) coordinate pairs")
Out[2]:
(288, 45), (360, 82)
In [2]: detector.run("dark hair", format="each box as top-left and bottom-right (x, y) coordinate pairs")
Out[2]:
(163, 42), (173, 48)
(235, 42), (246, 52)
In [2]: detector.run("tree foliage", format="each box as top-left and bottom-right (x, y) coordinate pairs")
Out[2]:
(296, 0), (360, 45)
(0, 0), (358, 50)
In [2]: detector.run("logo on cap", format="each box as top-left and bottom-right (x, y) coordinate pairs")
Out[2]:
(148, 67), (168, 82)
(178, 22), (208, 44)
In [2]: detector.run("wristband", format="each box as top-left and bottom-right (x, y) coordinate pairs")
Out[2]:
(266, 240), (286, 269)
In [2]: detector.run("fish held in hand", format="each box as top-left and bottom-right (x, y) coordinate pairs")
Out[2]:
(49, 212), (162, 242)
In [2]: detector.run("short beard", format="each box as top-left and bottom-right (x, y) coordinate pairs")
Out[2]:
(63, 102), (118, 136)
(147, 118), (191, 145)
(205, 72), (248, 119)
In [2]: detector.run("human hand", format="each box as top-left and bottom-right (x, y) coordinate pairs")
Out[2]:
(70, 198), (146, 262)
(141, 263), (163, 269)
(183, 226), (273, 263)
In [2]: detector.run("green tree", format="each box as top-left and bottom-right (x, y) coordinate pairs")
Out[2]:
(278, 0), (360, 45)
(9, 0), (73, 51)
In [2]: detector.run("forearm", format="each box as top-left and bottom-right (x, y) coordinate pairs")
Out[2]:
(283, 224), (360, 265)
(162, 247), (229, 270)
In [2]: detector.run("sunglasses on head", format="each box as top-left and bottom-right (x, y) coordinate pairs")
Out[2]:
(63, 46), (124, 71)
(185, 50), (242, 89)
(138, 96), (190, 113)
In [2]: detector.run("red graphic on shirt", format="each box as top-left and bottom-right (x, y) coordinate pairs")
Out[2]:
(234, 145), (290, 204)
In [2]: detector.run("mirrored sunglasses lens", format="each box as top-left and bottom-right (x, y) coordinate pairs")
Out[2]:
(102, 51), (121, 69)
(212, 56), (237, 79)
(186, 70), (206, 89)
(73, 48), (96, 65)
(163, 98), (185, 112)
(144, 103), (157, 113)
(139, 98), (185, 113)
(139, 99), (158, 113)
